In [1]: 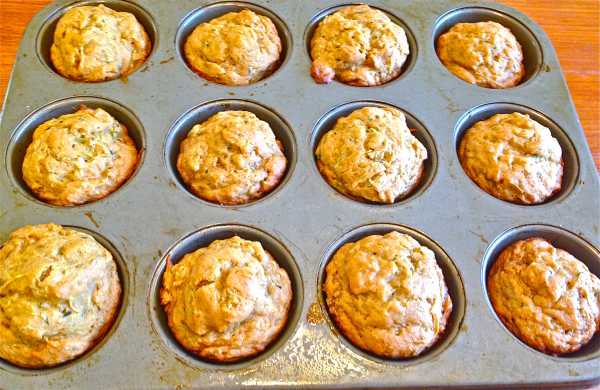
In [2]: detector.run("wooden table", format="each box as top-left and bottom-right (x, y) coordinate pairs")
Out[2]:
(0, 1), (598, 171)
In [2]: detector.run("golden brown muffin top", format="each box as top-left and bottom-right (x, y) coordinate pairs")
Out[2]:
(488, 238), (600, 355)
(0, 224), (121, 368)
(436, 21), (524, 88)
(50, 4), (151, 82)
(22, 106), (139, 206)
(324, 231), (452, 358)
(184, 9), (282, 85)
(315, 106), (427, 203)
(458, 112), (563, 204)
(310, 5), (410, 86)
(176, 110), (287, 205)
(160, 236), (292, 362)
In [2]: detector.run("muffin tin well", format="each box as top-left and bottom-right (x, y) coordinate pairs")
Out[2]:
(432, 6), (544, 88)
(310, 100), (437, 206)
(454, 102), (580, 206)
(0, 226), (130, 375)
(304, 3), (418, 86)
(481, 224), (600, 361)
(5, 96), (146, 207)
(1, 0), (599, 388)
(36, 0), (158, 81)
(316, 223), (465, 366)
(164, 99), (297, 207)
(147, 224), (303, 370)
(175, 1), (292, 85)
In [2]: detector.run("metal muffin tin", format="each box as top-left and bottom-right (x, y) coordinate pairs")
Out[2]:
(1, 0), (599, 388)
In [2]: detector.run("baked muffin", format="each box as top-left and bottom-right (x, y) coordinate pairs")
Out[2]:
(324, 231), (452, 358)
(22, 106), (139, 206)
(436, 21), (524, 88)
(176, 111), (287, 205)
(184, 9), (282, 85)
(310, 5), (410, 86)
(488, 238), (600, 355)
(0, 224), (121, 368)
(51, 4), (151, 82)
(458, 112), (563, 204)
(315, 106), (427, 203)
(160, 236), (292, 362)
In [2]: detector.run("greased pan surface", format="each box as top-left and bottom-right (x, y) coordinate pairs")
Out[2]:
(1, 0), (599, 388)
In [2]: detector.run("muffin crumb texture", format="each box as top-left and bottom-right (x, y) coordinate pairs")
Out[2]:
(22, 106), (139, 206)
(488, 238), (600, 355)
(160, 236), (292, 362)
(310, 5), (409, 86)
(459, 112), (563, 204)
(0, 224), (122, 368)
(316, 106), (427, 203)
(177, 110), (287, 205)
(436, 21), (524, 88)
(184, 9), (282, 85)
(324, 231), (452, 358)
(51, 4), (151, 82)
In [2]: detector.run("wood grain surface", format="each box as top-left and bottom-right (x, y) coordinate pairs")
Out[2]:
(0, 0), (598, 168)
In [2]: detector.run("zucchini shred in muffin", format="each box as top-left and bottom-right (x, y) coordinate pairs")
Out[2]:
(458, 112), (563, 204)
(310, 5), (410, 86)
(159, 236), (292, 362)
(50, 4), (151, 82)
(323, 231), (452, 358)
(176, 110), (287, 205)
(0, 224), (122, 368)
(488, 238), (600, 355)
(183, 9), (282, 85)
(315, 106), (427, 204)
(436, 21), (525, 88)
(22, 106), (139, 206)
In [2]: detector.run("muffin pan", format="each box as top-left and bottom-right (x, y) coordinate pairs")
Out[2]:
(1, 0), (598, 388)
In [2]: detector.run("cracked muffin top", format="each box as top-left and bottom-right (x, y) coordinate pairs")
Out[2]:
(488, 238), (600, 355)
(51, 4), (151, 82)
(315, 106), (427, 203)
(22, 106), (139, 206)
(160, 236), (292, 362)
(310, 5), (410, 86)
(184, 9), (282, 85)
(176, 110), (287, 205)
(0, 224), (121, 368)
(458, 112), (563, 204)
(436, 21), (524, 88)
(323, 231), (452, 358)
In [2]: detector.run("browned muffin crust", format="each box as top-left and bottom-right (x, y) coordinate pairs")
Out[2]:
(176, 111), (287, 205)
(310, 5), (410, 86)
(436, 21), (524, 88)
(22, 106), (139, 206)
(323, 232), (452, 358)
(488, 238), (600, 355)
(160, 236), (292, 362)
(458, 112), (563, 204)
(51, 4), (151, 82)
(0, 224), (121, 368)
(184, 9), (282, 86)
